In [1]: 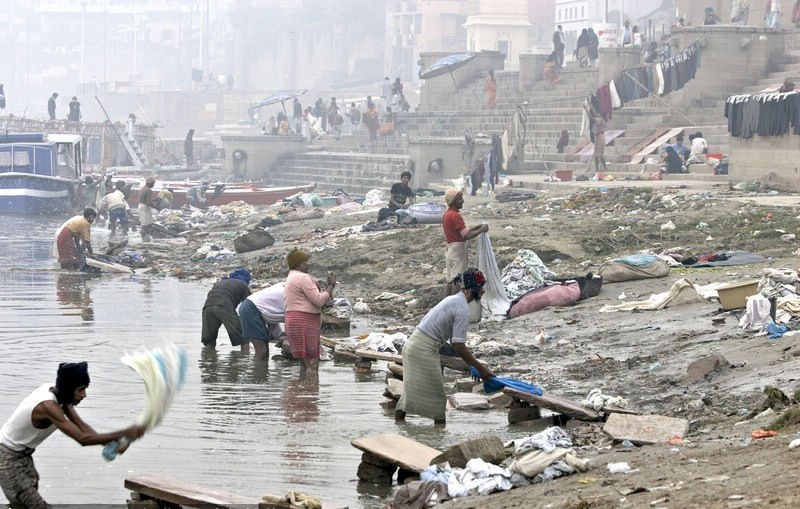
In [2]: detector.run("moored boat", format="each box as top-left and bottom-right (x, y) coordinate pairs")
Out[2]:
(124, 180), (316, 208)
(0, 133), (83, 214)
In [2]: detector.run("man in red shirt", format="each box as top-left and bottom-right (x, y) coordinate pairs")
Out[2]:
(442, 189), (488, 291)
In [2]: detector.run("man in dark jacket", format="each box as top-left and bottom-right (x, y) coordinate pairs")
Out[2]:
(201, 269), (251, 350)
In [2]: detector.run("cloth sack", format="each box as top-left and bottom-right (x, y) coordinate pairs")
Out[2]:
(508, 283), (580, 318)
(599, 254), (670, 282)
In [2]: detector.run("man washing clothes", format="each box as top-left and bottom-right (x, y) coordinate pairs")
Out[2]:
(395, 268), (494, 425)
(442, 189), (488, 293)
(0, 362), (145, 508)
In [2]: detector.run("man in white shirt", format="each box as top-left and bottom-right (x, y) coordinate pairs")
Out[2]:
(0, 362), (144, 508)
(99, 180), (131, 236)
(239, 282), (286, 361)
(686, 132), (708, 165)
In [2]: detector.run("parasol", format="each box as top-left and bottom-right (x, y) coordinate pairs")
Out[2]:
(418, 52), (477, 87)
(255, 89), (308, 119)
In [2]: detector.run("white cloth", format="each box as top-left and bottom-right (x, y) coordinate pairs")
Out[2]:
(739, 295), (772, 332)
(599, 278), (708, 312)
(121, 343), (187, 431)
(476, 233), (511, 319)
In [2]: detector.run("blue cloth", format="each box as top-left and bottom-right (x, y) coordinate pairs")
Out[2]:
(225, 268), (251, 285)
(767, 322), (787, 339)
(469, 367), (543, 396)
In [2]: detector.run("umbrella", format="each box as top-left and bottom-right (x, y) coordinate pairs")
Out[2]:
(255, 89), (308, 119)
(418, 52), (477, 87)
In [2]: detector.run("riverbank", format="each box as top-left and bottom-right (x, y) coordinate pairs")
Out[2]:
(124, 181), (800, 507)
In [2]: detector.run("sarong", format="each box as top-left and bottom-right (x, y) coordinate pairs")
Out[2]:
(445, 242), (467, 281)
(137, 203), (154, 227)
(56, 227), (80, 269)
(396, 329), (445, 421)
(0, 443), (47, 509)
(285, 310), (321, 360)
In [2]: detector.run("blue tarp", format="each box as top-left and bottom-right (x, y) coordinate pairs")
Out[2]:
(469, 367), (544, 396)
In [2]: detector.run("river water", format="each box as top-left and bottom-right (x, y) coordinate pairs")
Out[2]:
(0, 215), (514, 508)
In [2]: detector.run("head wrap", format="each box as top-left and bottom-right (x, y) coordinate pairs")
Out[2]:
(55, 362), (90, 405)
(461, 268), (486, 291)
(145, 177), (155, 186)
(225, 268), (251, 285)
(444, 189), (462, 206)
(287, 249), (309, 270)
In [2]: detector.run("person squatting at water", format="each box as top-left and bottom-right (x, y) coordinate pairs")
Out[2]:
(283, 249), (336, 377)
(55, 208), (96, 270)
(395, 269), (494, 425)
(239, 282), (285, 362)
(442, 189), (489, 293)
(201, 269), (252, 351)
(98, 180), (131, 236)
(0, 362), (145, 509)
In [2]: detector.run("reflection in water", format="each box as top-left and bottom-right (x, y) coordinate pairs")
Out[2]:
(55, 272), (95, 322)
(282, 375), (320, 424)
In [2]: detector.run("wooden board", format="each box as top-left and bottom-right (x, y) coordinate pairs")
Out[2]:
(574, 129), (625, 163)
(502, 387), (601, 421)
(85, 256), (134, 273)
(350, 433), (441, 473)
(603, 413), (689, 445)
(125, 474), (261, 508)
(322, 335), (469, 370)
(626, 127), (685, 164)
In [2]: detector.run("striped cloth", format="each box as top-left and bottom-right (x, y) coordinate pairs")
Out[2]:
(396, 329), (446, 421)
(285, 310), (321, 360)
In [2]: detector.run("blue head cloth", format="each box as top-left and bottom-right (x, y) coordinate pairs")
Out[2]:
(225, 268), (251, 285)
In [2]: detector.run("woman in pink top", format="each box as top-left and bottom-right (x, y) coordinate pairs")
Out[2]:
(283, 249), (336, 376)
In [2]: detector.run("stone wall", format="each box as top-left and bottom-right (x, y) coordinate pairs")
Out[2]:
(730, 134), (800, 191)
(408, 137), (493, 189)
(219, 135), (307, 180)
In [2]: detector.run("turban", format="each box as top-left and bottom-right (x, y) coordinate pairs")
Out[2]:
(287, 249), (309, 270)
(444, 189), (462, 206)
(461, 269), (486, 291)
(226, 268), (251, 285)
(55, 362), (90, 404)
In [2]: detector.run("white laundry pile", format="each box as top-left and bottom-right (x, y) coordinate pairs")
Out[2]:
(420, 458), (513, 498)
(582, 388), (628, 411)
(506, 426), (590, 483)
(599, 278), (709, 312)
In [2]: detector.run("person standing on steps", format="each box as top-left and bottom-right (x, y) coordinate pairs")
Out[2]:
(553, 25), (566, 68)
(68, 96), (81, 122)
(47, 92), (58, 120)
(485, 70), (497, 110)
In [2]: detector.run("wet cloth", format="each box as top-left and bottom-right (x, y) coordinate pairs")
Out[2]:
(284, 311), (321, 360)
(56, 226), (81, 269)
(509, 426), (573, 455)
(420, 459), (512, 498)
(469, 367), (543, 396)
(758, 268), (799, 299)
(476, 233), (511, 318)
(391, 480), (450, 508)
(396, 329), (446, 420)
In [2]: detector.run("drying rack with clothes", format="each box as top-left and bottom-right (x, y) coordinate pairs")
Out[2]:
(724, 90), (800, 138)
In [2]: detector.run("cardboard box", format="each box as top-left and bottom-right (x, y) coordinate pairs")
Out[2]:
(717, 280), (759, 310)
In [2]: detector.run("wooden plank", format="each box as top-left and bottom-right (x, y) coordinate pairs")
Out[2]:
(125, 474), (260, 508)
(627, 127), (685, 164)
(502, 387), (601, 421)
(351, 433), (441, 473)
(603, 413), (689, 445)
(323, 336), (470, 371)
(573, 130), (625, 163)
(85, 256), (134, 273)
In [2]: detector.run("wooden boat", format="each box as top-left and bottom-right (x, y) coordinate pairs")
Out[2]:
(125, 181), (315, 208)
(0, 133), (83, 214)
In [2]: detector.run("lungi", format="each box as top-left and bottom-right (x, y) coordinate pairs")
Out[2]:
(445, 242), (467, 281)
(137, 203), (154, 227)
(56, 227), (80, 269)
(0, 443), (47, 509)
(396, 329), (446, 421)
(285, 310), (321, 360)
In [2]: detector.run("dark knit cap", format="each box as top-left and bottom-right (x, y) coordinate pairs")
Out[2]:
(55, 362), (90, 403)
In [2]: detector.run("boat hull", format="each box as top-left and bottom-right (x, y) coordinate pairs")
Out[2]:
(0, 173), (77, 214)
(127, 183), (315, 208)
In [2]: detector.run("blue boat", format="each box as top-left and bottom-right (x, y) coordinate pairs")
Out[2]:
(0, 133), (83, 214)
